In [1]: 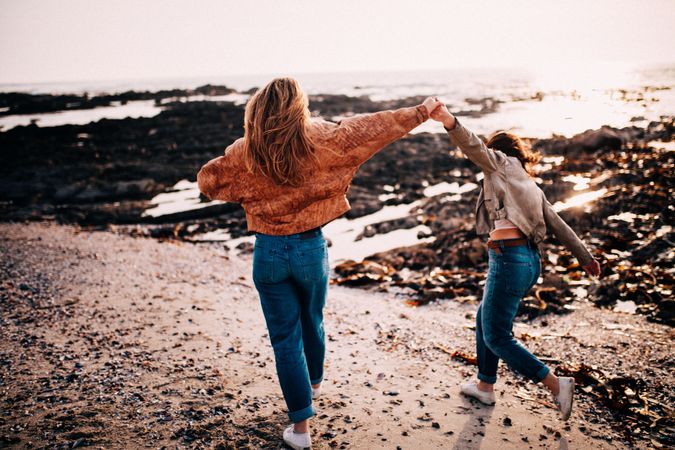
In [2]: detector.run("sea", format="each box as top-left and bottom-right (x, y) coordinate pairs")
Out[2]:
(1, 64), (673, 261)
(1, 63), (674, 138)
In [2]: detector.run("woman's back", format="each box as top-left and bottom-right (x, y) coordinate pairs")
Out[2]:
(198, 102), (429, 235)
(196, 78), (441, 448)
(444, 120), (594, 267)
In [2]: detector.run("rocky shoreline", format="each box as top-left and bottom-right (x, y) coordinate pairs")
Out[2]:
(0, 84), (238, 116)
(335, 119), (674, 325)
(1, 88), (672, 324)
(0, 87), (674, 447)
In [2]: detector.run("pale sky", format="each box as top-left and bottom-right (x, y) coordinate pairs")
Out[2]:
(1, 0), (674, 84)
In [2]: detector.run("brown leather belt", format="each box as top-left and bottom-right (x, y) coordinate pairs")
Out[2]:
(298, 227), (321, 240)
(487, 238), (530, 254)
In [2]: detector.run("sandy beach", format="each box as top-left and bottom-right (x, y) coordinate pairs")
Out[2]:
(2, 1), (675, 448)
(1, 222), (671, 449)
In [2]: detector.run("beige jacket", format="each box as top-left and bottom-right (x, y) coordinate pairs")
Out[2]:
(198, 105), (428, 235)
(446, 120), (594, 266)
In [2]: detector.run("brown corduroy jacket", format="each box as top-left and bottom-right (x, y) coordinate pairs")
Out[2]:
(197, 105), (428, 235)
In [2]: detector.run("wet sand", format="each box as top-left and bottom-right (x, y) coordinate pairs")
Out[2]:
(1, 222), (670, 449)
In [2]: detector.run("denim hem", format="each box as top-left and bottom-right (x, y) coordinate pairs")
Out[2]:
(288, 404), (315, 423)
(477, 372), (497, 384)
(310, 376), (323, 385)
(534, 365), (550, 383)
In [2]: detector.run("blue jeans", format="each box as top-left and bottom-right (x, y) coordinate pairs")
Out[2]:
(476, 242), (549, 384)
(252, 230), (328, 423)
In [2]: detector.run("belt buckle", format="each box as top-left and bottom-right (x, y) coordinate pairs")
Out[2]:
(487, 240), (502, 255)
(299, 228), (318, 240)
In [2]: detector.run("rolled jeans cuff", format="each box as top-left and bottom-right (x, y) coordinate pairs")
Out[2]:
(534, 365), (550, 383)
(288, 404), (315, 424)
(310, 375), (323, 385)
(477, 372), (497, 385)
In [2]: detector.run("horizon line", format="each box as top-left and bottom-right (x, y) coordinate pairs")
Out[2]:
(2, 60), (675, 92)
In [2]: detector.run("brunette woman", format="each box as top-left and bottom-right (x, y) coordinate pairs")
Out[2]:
(198, 77), (441, 448)
(429, 103), (601, 420)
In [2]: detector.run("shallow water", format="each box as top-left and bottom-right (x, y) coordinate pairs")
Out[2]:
(614, 300), (638, 314)
(148, 172), (621, 261)
(322, 201), (433, 264)
(163, 181), (482, 263)
(562, 174), (591, 191)
(0, 100), (162, 130)
(553, 188), (609, 212)
(186, 199), (436, 264)
(421, 181), (478, 197)
(143, 179), (224, 218)
(0, 93), (251, 131)
(648, 140), (675, 151)
(2, 65), (673, 137)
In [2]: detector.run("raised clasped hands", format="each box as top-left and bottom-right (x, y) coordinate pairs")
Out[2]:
(428, 97), (456, 130)
(422, 97), (443, 117)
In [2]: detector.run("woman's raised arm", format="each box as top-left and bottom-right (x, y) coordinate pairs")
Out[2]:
(430, 103), (505, 174)
(325, 97), (441, 166)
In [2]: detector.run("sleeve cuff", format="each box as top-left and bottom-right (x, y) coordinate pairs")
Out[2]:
(444, 118), (468, 146)
(415, 104), (429, 123)
(578, 250), (595, 267)
(443, 117), (460, 132)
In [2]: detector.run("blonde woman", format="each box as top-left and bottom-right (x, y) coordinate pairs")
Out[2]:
(429, 103), (601, 420)
(198, 77), (441, 448)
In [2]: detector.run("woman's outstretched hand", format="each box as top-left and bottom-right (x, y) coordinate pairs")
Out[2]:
(428, 99), (456, 130)
(583, 259), (601, 278)
(422, 97), (443, 117)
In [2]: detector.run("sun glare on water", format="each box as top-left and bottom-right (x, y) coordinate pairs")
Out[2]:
(553, 188), (609, 212)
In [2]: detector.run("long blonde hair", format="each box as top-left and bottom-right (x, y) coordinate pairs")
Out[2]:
(243, 77), (316, 186)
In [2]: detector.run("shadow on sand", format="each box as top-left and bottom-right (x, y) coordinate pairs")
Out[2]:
(451, 396), (570, 450)
(451, 397), (494, 450)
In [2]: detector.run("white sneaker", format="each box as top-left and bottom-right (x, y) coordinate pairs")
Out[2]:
(554, 377), (575, 420)
(311, 385), (321, 399)
(460, 381), (496, 405)
(283, 425), (311, 450)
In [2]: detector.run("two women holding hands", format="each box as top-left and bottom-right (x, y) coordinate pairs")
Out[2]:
(198, 78), (600, 449)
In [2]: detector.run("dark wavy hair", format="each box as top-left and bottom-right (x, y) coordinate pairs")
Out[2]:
(486, 131), (541, 176)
